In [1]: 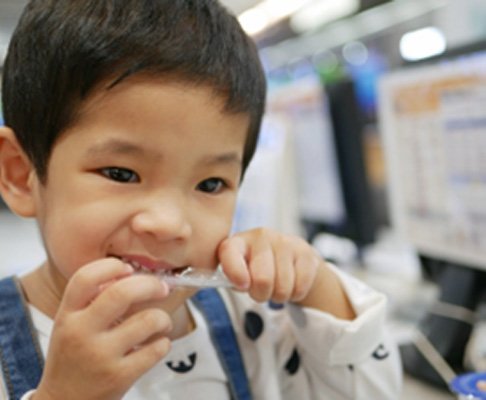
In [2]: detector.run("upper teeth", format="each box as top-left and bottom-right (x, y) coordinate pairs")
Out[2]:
(121, 258), (150, 272)
(119, 257), (187, 276)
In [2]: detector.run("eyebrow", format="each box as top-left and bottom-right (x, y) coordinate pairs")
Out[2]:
(200, 152), (242, 167)
(86, 139), (148, 158)
(85, 138), (242, 167)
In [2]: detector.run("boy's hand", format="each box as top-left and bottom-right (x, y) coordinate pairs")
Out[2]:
(219, 228), (356, 320)
(35, 258), (172, 400)
(218, 228), (321, 303)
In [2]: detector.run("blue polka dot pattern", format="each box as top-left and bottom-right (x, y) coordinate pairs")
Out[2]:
(285, 348), (300, 375)
(244, 311), (264, 340)
(268, 301), (285, 310)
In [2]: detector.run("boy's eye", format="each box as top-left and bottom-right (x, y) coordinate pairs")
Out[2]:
(99, 167), (139, 183)
(197, 178), (226, 193)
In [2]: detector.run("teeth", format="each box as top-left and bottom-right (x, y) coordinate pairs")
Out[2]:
(118, 256), (188, 275)
(120, 257), (143, 272)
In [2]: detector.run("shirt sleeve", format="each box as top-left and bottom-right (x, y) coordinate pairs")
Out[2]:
(278, 264), (403, 400)
(287, 264), (388, 365)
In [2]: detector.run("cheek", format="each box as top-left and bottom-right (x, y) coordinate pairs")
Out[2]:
(195, 211), (234, 267)
(40, 202), (117, 277)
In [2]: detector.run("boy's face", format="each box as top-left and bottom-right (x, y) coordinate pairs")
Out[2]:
(30, 77), (249, 311)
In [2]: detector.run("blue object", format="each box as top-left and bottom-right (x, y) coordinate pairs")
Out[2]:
(450, 372), (486, 399)
(192, 289), (252, 400)
(0, 277), (44, 399)
(0, 276), (252, 399)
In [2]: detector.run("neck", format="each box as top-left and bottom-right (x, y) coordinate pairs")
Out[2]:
(20, 262), (65, 319)
(168, 302), (196, 340)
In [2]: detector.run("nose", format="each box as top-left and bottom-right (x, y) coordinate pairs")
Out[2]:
(130, 190), (192, 241)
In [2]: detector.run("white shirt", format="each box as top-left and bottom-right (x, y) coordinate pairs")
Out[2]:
(3, 266), (403, 399)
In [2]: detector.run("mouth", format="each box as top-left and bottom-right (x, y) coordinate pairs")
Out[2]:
(116, 256), (190, 276)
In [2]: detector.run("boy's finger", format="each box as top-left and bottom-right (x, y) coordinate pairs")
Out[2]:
(272, 245), (295, 303)
(87, 274), (169, 330)
(112, 308), (173, 354)
(61, 258), (133, 312)
(122, 336), (172, 379)
(247, 237), (275, 302)
(291, 252), (320, 302)
(218, 236), (251, 290)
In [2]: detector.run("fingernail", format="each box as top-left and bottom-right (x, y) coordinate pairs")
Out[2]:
(158, 279), (170, 294)
(236, 280), (250, 290)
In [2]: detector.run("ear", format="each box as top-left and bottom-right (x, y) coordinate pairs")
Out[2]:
(0, 126), (38, 217)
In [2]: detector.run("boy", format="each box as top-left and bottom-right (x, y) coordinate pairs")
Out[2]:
(0, 1), (402, 399)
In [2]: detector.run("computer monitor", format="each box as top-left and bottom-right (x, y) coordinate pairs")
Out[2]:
(379, 49), (486, 273)
(378, 43), (486, 388)
(325, 77), (377, 249)
(260, 68), (346, 231)
(264, 67), (377, 252)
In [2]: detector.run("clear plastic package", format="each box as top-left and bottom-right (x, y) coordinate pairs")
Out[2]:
(154, 266), (234, 289)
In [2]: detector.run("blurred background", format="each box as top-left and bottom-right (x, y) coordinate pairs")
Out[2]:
(1, 1), (486, 398)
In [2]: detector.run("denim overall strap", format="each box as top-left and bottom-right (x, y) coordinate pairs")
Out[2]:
(191, 289), (252, 400)
(0, 277), (44, 399)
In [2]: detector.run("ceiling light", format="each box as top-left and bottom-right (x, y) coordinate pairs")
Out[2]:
(238, 7), (270, 35)
(400, 26), (447, 61)
(238, 0), (312, 36)
(290, 0), (359, 34)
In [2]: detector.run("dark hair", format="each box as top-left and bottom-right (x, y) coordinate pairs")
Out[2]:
(2, 0), (266, 182)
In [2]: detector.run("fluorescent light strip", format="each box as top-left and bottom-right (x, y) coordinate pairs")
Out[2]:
(400, 26), (447, 61)
(290, 0), (359, 34)
(238, 0), (313, 35)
